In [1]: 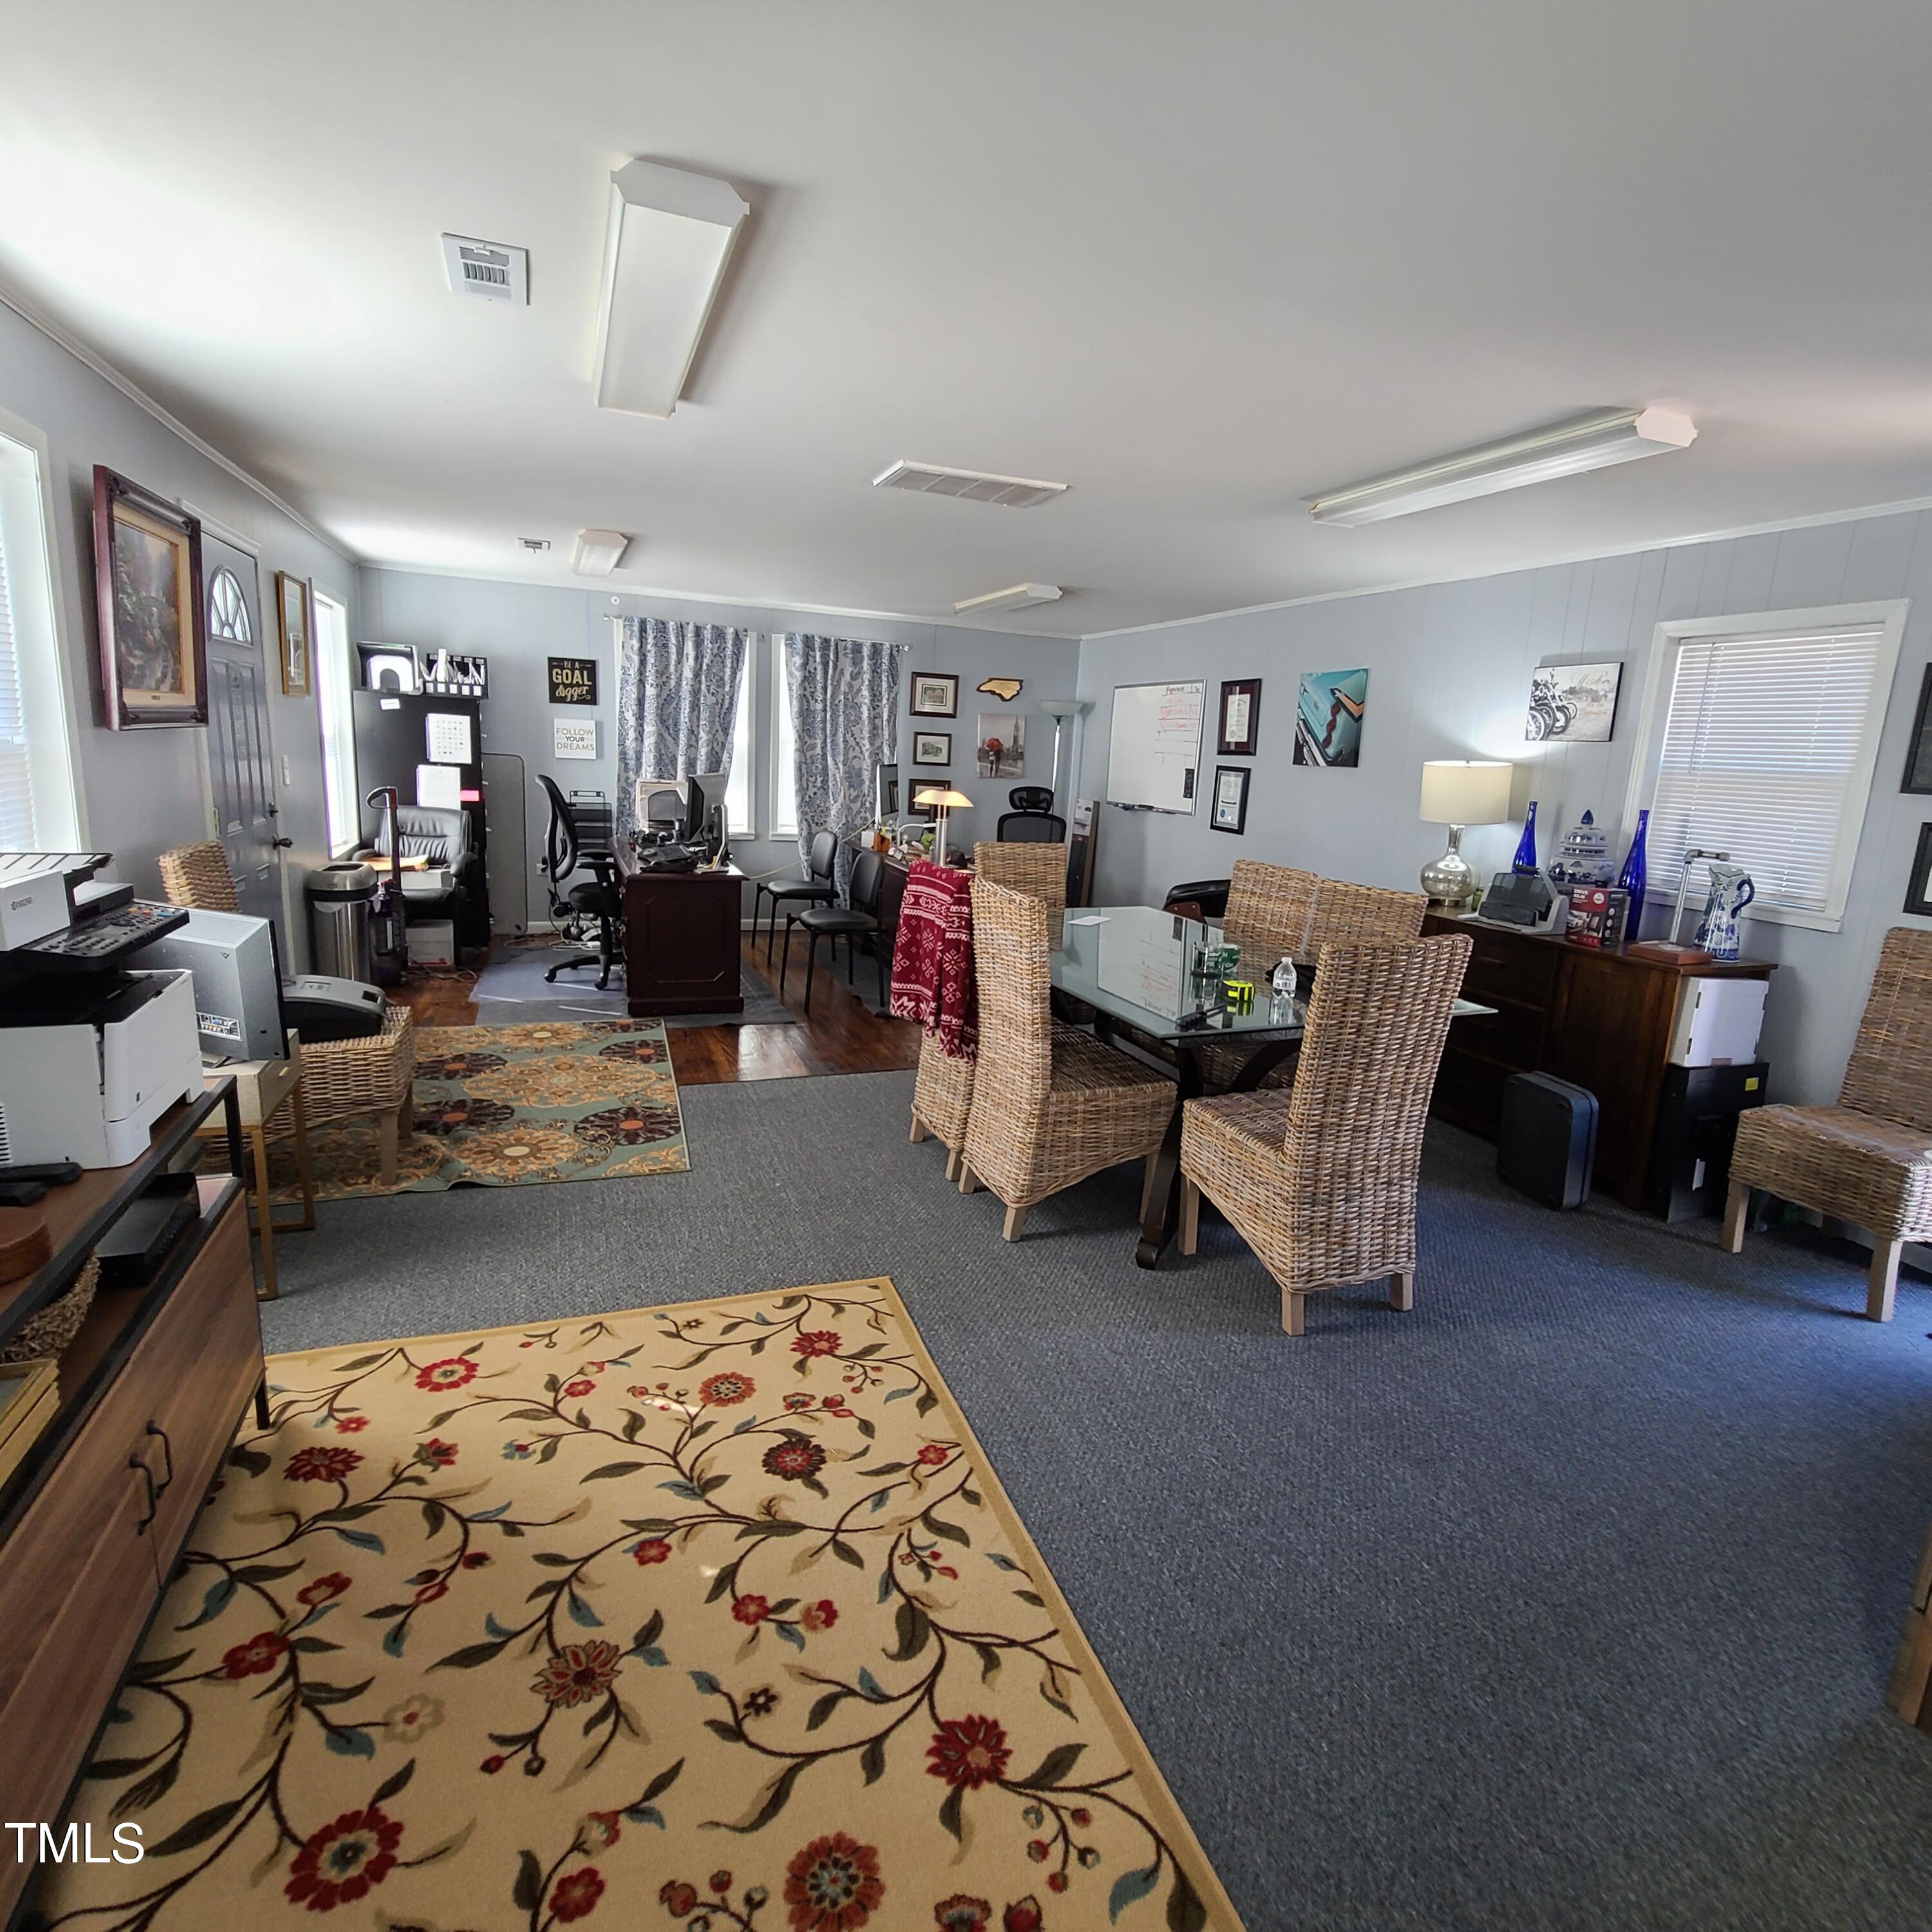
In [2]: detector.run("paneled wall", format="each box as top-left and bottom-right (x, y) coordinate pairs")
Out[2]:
(0, 302), (357, 969)
(1074, 507), (1932, 1106)
(358, 568), (1080, 918)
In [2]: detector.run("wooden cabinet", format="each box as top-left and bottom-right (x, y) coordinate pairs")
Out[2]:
(1424, 913), (1774, 1208)
(0, 1089), (261, 1922)
(618, 860), (746, 1016)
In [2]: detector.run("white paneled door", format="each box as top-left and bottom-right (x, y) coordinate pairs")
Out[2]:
(201, 535), (287, 950)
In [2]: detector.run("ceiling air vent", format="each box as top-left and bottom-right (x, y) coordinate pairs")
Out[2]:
(442, 233), (529, 305)
(872, 460), (1067, 509)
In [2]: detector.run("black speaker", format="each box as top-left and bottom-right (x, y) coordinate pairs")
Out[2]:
(1498, 1072), (1598, 1208)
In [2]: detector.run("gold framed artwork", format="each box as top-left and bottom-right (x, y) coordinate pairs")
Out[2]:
(91, 466), (207, 729)
(276, 571), (314, 697)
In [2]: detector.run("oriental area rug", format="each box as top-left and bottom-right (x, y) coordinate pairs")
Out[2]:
(32, 1282), (1240, 1932)
(272, 1021), (689, 1202)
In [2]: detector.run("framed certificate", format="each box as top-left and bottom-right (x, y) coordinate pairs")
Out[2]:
(1217, 677), (1261, 756)
(1211, 764), (1250, 835)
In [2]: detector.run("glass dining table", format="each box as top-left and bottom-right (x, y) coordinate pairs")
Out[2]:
(1050, 905), (1490, 1267)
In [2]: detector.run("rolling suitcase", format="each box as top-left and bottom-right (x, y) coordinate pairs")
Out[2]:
(1498, 1071), (1598, 1208)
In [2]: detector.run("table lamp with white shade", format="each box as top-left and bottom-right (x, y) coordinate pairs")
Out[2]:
(913, 785), (972, 861)
(1418, 761), (1515, 909)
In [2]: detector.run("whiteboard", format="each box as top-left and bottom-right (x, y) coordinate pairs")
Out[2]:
(1106, 680), (1205, 813)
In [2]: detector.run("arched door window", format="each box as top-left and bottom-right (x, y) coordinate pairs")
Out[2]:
(208, 567), (252, 643)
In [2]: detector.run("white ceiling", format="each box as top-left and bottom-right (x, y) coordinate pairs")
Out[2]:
(6, 1), (1932, 638)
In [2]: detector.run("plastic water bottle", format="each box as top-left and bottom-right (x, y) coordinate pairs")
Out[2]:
(1271, 956), (1296, 1012)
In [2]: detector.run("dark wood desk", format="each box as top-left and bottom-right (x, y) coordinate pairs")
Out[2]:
(617, 853), (746, 1016)
(1423, 912), (1774, 1208)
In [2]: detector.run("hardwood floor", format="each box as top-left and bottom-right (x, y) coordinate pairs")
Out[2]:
(390, 933), (919, 1087)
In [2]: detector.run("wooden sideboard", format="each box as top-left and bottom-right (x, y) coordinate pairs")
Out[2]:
(617, 857), (746, 1016)
(0, 1086), (263, 1922)
(1423, 913), (1775, 1208)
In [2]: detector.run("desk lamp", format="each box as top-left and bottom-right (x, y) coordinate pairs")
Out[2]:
(913, 786), (972, 862)
(1418, 761), (1514, 910)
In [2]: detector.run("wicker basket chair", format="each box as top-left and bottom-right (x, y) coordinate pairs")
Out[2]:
(910, 1037), (976, 1184)
(1195, 862), (1321, 1089)
(972, 841), (1068, 918)
(158, 841), (240, 912)
(158, 842), (419, 1186)
(1179, 932), (1472, 1334)
(1724, 927), (1932, 1321)
(959, 879), (1177, 1240)
(1303, 877), (1428, 951)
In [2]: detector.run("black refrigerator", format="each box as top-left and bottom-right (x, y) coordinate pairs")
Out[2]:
(351, 688), (490, 949)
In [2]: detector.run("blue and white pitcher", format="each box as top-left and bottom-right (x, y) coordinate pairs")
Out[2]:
(1694, 863), (1756, 961)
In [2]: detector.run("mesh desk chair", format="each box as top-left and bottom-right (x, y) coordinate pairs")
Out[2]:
(995, 786), (1066, 842)
(536, 775), (622, 990)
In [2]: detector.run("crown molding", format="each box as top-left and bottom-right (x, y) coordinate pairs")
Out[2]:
(0, 278), (357, 561)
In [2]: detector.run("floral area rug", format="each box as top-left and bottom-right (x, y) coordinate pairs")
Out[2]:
(33, 1282), (1240, 1932)
(272, 1021), (689, 1202)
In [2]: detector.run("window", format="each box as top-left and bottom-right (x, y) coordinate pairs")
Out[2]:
(724, 651), (752, 836)
(313, 590), (358, 855)
(1625, 603), (1906, 931)
(207, 567), (252, 643)
(771, 633), (799, 838)
(0, 413), (80, 849)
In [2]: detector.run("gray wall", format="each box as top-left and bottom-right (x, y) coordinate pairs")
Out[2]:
(0, 303), (359, 971)
(1075, 509), (1932, 1108)
(358, 567), (1080, 919)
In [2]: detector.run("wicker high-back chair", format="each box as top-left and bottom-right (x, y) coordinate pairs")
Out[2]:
(1179, 933), (1472, 1334)
(972, 841), (1068, 918)
(1305, 877), (1428, 951)
(157, 842), (420, 1186)
(958, 879), (1175, 1240)
(158, 841), (240, 912)
(1725, 927), (1932, 1320)
(1224, 860), (1318, 960)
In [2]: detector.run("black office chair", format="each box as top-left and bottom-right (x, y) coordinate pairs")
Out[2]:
(1164, 878), (1231, 921)
(757, 829), (838, 958)
(790, 848), (893, 1012)
(996, 786), (1066, 842)
(536, 775), (623, 989)
(360, 804), (488, 950)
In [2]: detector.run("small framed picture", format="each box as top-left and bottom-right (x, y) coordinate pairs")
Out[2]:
(913, 730), (951, 766)
(1903, 667), (1932, 794)
(276, 571), (313, 697)
(1908, 824), (1932, 915)
(91, 466), (207, 729)
(1218, 678), (1262, 756)
(911, 671), (959, 717)
(1210, 764), (1249, 835)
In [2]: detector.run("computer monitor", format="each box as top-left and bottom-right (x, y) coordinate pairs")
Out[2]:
(636, 781), (685, 841)
(683, 772), (726, 845)
(876, 762), (899, 821)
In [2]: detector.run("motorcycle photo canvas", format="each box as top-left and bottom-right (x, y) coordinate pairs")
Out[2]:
(1526, 659), (1623, 742)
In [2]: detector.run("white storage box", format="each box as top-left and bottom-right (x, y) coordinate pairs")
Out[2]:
(1668, 976), (1768, 1068)
(406, 918), (457, 967)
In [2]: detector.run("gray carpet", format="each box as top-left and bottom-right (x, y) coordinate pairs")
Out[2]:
(258, 1070), (1932, 1932)
(471, 942), (790, 1026)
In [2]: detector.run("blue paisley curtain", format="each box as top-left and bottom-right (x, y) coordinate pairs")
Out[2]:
(782, 634), (900, 892)
(614, 618), (750, 839)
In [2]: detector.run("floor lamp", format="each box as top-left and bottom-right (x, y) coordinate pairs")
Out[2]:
(913, 786), (972, 863)
(1037, 695), (1084, 815)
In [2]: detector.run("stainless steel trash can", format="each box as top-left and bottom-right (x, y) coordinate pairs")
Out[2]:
(306, 862), (378, 983)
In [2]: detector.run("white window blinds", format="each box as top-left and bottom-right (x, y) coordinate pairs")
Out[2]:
(1647, 622), (1886, 918)
(0, 509), (32, 848)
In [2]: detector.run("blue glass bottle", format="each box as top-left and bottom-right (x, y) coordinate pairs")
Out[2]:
(1618, 808), (1650, 938)
(1511, 800), (1539, 875)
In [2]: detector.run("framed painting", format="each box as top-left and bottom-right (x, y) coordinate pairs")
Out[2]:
(1902, 667), (1932, 794)
(1211, 764), (1250, 834)
(976, 713), (1025, 778)
(1527, 659), (1622, 743)
(1293, 667), (1368, 768)
(91, 466), (207, 729)
(911, 671), (959, 717)
(1217, 678), (1262, 756)
(913, 730), (952, 766)
(276, 572), (314, 697)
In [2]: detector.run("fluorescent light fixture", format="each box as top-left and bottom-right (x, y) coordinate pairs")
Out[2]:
(571, 529), (630, 576)
(951, 583), (1063, 617)
(592, 159), (748, 419)
(1306, 408), (1696, 526)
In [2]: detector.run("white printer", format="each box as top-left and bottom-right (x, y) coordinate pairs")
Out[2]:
(0, 969), (202, 1166)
